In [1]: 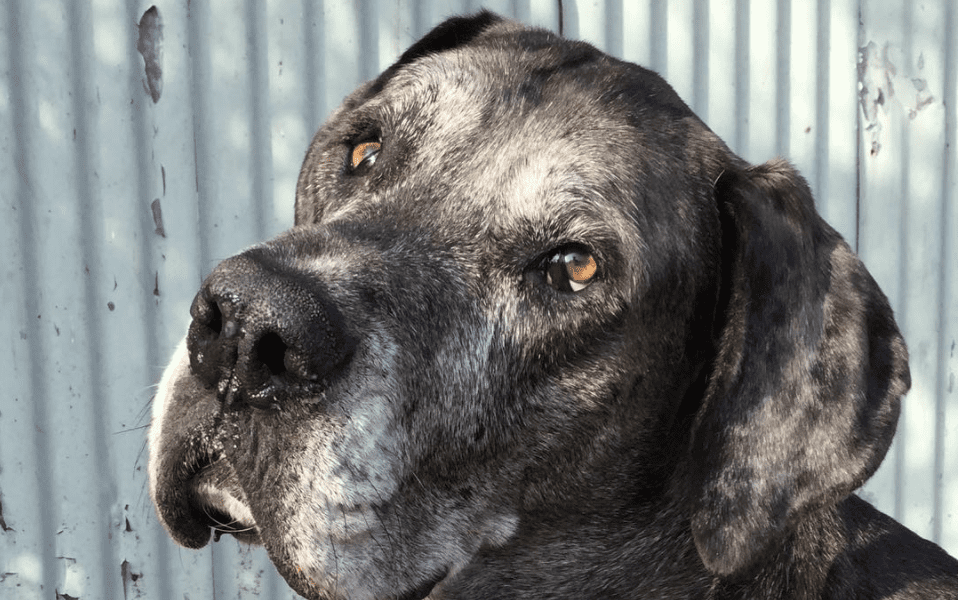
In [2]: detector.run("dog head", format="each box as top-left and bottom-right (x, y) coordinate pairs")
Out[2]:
(149, 12), (908, 599)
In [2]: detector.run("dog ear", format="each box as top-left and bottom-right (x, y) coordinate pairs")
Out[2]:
(363, 11), (503, 98)
(687, 160), (910, 576)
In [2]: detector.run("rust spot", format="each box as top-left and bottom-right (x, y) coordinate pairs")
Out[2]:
(108, 302), (116, 311)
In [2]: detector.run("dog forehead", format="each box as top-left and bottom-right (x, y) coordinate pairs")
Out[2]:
(373, 44), (645, 232)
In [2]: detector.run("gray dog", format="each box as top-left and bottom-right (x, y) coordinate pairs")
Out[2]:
(149, 12), (958, 599)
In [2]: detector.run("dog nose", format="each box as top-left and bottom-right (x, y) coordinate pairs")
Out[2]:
(186, 250), (355, 409)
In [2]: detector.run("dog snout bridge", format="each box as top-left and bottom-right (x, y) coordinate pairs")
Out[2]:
(186, 251), (355, 409)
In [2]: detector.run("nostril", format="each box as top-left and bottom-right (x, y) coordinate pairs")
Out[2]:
(206, 302), (223, 335)
(190, 292), (229, 341)
(255, 332), (287, 377)
(188, 293), (241, 389)
(208, 301), (223, 335)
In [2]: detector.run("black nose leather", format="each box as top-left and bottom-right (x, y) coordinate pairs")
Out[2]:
(186, 250), (355, 409)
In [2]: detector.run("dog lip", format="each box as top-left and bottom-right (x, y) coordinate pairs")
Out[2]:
(190, 460), (261, 544)
(155, 427), (259, 548)
(154, 460), (218, 548)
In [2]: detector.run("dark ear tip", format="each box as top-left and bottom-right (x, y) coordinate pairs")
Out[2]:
(395, 10), (503, 67)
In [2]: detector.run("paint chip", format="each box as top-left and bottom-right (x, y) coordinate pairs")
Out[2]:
(151, 198), (165, 237)
(137, 7), (163, 103)
(121, 559), (143, 600)
(0, 497), (12, 532)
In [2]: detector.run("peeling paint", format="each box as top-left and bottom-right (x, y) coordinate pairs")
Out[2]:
(121, 559), (143, 600)
(858, 40), (938, 156)
(858, 41), (894, 157)
(151, 198), (165, 237)
(0, 496), (11, 531)
(136, 7), (163, 103)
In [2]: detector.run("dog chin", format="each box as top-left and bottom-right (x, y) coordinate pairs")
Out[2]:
(265, 493), (520, 600)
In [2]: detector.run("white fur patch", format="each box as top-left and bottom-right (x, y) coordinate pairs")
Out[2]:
(147, 338), (188, 514)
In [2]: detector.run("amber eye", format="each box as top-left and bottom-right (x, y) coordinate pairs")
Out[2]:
(545, 247), (598, 292)
(349, 141), (381, 170)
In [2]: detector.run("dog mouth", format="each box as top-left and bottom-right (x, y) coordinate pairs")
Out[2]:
(189, 459), (261, 544)
(153, 435), (261, 548)
(169, 454), (452, 600)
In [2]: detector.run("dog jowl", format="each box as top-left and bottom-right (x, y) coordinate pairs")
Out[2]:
(148, 11), (958, 600)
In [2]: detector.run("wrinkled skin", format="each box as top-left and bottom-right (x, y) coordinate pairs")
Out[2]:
(149, 12), (958, 600)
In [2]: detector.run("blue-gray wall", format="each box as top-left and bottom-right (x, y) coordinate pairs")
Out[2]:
(1, 0), (955, 598)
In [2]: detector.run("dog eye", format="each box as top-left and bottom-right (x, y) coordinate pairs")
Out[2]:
(545, 247), (598, 292)
(349, 140), (381, 170)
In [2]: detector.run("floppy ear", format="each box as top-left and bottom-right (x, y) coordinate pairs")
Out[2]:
(688, 159), (910, 576)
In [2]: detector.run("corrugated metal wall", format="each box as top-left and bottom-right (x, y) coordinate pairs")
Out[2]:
(0, 0), (954, 597)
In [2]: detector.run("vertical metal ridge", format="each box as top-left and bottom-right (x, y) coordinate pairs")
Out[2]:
(358, 0), (378, 82)
(606, 0), (623, 58)
(693, 0), (710, 120)
(189, 0), (214, 276)
(776, 0), (792, 157)
(932, 0), (956, 547)
(7, 0), (58, 595)
(127, 2), (163, 386)
(304, 0), (325, 130)
(735, 0), (750, 156)
(854, 0), (863, 254)
(650, 0), (668, 76)
(892, 0), (914, 525)
(68, 1), (117, 596)
(813, 0), (830, 212)
(246, 0), (272, 240)
(127, 2), (168, 595)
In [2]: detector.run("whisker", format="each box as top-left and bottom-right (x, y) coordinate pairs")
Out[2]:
(113, 423), (151, 435)
(204, 509), (256, 532)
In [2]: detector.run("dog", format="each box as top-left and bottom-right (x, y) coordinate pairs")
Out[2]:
(148, 12), (958, 599)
